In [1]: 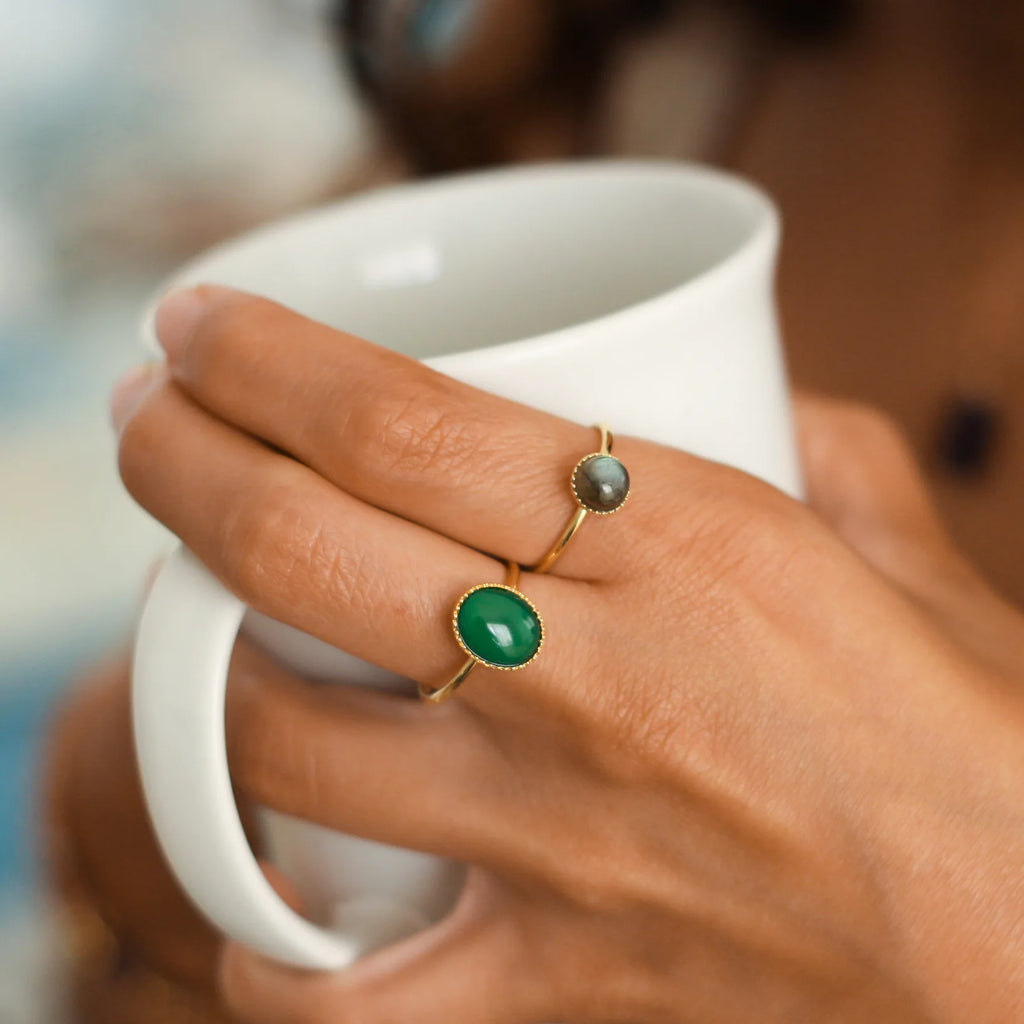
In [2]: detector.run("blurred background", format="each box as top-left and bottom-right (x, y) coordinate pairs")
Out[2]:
(3, 0), (1022, 1019)
(0, 1), (372, 1017)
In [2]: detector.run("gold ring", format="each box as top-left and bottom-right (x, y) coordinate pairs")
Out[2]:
(419, 561), (544, 704)
(532, 424), (630, 574)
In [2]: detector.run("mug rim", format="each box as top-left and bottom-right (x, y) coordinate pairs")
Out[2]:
(140, 159), (779, 359)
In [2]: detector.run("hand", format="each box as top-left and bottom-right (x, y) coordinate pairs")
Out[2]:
(41, 648), (232, 1021)
(105, 285), (1024, 1023)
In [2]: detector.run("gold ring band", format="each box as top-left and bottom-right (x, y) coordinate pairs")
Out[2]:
(532, 424), (630, 574)
(420, 424), (626, 705)
(420, 561), (544, 704)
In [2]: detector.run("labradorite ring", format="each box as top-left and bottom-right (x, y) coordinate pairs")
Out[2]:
(419, 561), (544, 704)
(531, 424), (630, 575)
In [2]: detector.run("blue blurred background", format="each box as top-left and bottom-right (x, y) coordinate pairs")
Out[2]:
(0, 1), (370, 1016)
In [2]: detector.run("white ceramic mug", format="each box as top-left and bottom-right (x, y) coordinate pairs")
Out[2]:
(132, 160), (802, 971)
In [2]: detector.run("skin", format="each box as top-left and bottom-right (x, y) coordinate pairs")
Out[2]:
(356, 0), (1024, 600)
(731, 0), (1024, 605)
(46, 284), (1024, 1023)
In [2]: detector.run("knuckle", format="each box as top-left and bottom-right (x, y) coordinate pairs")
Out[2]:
(584, 649), (733, 794)
(710, 499), (821, 611)
(630, 458), (758, 574)
(559, 869), (625, 917)
(642, 476), (821, 638)
(594, 681), (688, 779)
(343, 374), (481, 486)
(217, 476), (378, 626)
(726, 495), (810, 575)
(660, 465), (812, 592)
(217, 477), (315, 606)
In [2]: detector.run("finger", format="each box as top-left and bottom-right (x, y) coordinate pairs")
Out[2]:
(225, 639), (527, 863)
(115, 372), (586, 705)
(219, 870), (546, 1024)
(154, 285), (638, 579)
(794, 393), (953, 570)
(795, 393), (1024, 672)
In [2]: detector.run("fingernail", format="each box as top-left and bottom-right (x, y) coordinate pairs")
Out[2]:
(154, 285), (210, 362)
(110, 364), (161, 433)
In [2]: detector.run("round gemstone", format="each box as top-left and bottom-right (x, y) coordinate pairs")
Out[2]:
(573, 453), (630, 513)
(455, 586), (542, 669)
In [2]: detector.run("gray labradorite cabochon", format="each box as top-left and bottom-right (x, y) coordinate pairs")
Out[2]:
(572, 453), (630, 513)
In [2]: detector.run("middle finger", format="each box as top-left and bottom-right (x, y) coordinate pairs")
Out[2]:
(155, 286), (639, 579)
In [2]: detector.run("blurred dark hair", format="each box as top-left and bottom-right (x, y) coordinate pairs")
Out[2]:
(331, 0), (857, 173)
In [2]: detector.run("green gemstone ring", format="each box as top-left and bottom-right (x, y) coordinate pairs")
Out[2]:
(419, 561), (544, 704)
